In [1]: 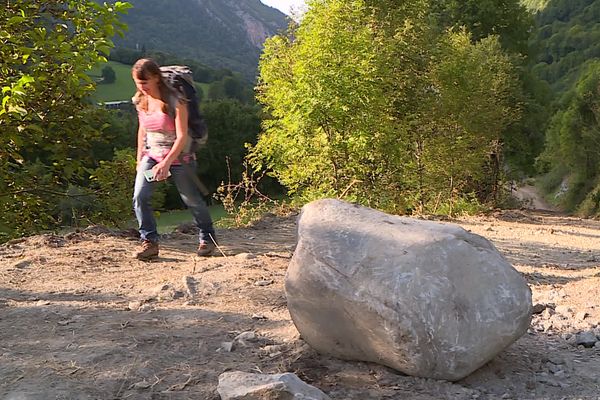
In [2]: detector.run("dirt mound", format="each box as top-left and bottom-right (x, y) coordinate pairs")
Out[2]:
(1, 210), (600, 399)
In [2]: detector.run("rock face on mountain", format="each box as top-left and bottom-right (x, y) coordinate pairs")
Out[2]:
(114, 0), (288, 79)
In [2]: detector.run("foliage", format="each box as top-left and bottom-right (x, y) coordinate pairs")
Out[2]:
(101, 65), (116, 84)
(529, 0), (600, 92)
(215, 160), (280, 227)
(252, 0), (520, 215)
(0, 0), (130, 241)
(197, 100), (264, 192)
(432, 0), (534, 54)
(536, 60), (600, 211)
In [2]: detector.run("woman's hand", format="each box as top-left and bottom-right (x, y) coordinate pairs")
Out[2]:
(151, 161), (171, 181)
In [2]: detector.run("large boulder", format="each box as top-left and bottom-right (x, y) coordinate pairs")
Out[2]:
(285, 199), (532, 381)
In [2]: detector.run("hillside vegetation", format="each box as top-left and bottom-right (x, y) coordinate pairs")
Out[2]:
(112, 0), (288, 79)
(527, 0), (600, 215)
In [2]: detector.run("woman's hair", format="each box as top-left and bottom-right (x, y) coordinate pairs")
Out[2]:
(131, 58), (178, 115)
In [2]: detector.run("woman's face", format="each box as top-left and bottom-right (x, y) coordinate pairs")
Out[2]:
(133, 73), (160, 96)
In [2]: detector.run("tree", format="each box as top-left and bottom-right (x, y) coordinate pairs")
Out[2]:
(252, 0), (520, 214)
(431, 0), (534, 54)
(101, 65), (116, 84)
(537, 61), (600, 212)
(0, 0), (131, 240)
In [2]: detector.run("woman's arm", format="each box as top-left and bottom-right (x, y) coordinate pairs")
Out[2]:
(152, 100), (189, 180)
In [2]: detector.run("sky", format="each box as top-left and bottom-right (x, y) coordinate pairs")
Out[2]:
(260, 0), (306, 16)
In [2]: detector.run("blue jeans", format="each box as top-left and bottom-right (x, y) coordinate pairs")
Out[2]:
(133, 156), (215, 243)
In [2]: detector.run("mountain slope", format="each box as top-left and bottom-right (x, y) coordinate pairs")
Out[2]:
(114, 0), (289, 79)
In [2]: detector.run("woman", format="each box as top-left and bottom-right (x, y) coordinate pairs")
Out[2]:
(131, 58), (215, 260)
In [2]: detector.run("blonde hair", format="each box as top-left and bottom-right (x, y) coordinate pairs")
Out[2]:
(131, 58), (178, 115)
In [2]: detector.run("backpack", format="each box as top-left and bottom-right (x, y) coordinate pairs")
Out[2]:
(160, 65), (208, 152)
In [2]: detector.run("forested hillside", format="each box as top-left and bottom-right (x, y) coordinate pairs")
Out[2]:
(525, 0), (600, 215)
(112, 0), (289, 79)
(528, 0), (600, 92)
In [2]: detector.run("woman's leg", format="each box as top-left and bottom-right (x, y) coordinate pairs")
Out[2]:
(170, 161), (215, 245)
(133, 157), (159, 243)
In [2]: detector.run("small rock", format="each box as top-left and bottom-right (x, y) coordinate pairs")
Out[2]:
(234, 331), (259, 347)
(575, 311), (588, 321)
(532, 303), (546, 314)
(217, 371), (331, 400)
(220, 342), (234, 352)
(128, 301), (142, 311)
(235, 253), (257, 260)
(251, 314), (267, 320)
(182, 276), (197, 297)
(254, 279), (273, 287)
(547, 355), (565, 365)
(132, 380), (152, 390)
(14, 260), (32, 269)
(575, 331), (597, 348)
(139, 304), (153, 312)
(541, 308), (555, 319)
(554, 305), (572, 316)
(547, 363), (562, 374)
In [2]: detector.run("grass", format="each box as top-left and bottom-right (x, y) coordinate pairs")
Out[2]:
(89, 61), (211, 103)
(155, 204), (229, 233)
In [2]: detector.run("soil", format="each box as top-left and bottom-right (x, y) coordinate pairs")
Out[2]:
(1, 199), (600, 399)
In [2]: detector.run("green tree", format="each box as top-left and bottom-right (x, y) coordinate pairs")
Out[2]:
(252, 0), (520, 213)
(101, 65), (116, 84)
(198, 99), (263, 190)
(0, 0), (130, 240)
(431, 0), (534, 54)
(537, 61), (600, 211)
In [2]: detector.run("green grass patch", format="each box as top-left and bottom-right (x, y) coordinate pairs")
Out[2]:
(90, 61), (211, 103)
(155, 204), (229, 233)
(90, 61), (137, 102)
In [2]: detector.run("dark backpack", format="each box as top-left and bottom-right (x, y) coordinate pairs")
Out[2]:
(160, 65), (208, 152)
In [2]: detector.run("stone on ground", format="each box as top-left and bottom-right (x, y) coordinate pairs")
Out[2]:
(285, 199), (532, 381)
(217, 371), (331, 400)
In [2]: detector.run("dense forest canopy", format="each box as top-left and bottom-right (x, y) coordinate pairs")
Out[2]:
(526, 0), (600, 215)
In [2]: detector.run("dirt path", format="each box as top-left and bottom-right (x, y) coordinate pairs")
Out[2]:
(1, 210), (599, 399)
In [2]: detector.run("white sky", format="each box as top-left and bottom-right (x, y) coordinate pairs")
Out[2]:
(260, 0), (306, 15)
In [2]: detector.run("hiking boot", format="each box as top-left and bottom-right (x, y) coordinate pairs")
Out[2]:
(135, 240), (159, 260)
(197, 240), (216, 257)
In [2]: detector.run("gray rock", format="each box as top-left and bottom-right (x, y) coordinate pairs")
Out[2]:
(575, 331), (598, 348)
(286, 199), (532, 381)
(217, 371), (331, 400)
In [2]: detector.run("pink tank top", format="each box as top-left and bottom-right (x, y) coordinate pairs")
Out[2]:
(138, 110), (193, 164)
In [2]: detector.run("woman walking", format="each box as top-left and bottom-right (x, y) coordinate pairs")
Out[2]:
(131, 58), (215, 260)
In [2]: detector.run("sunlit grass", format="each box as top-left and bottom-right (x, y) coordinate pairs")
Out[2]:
(155, 204), (229, 233)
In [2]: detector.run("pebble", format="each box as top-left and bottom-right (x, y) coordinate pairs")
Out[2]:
(254, 279), (274, 286)
(576, 331), (598, 348)
(575, 311), (588, 321)
(128, 301), (142, 311)
(220, 342), (234, 352)
(235, 253), (257, 260)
